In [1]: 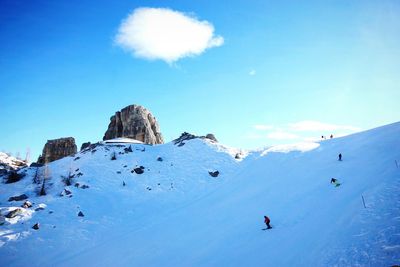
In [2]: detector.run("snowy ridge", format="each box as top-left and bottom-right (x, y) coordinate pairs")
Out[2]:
(0, 152), (27, 171)
(0, 122), (400, 266)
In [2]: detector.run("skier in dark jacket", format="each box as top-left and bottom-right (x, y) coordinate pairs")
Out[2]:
(338, 153), (342, 161)
(264, 216), (272, 229)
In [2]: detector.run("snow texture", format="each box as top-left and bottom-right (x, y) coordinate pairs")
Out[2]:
(0, 122), (399, 266)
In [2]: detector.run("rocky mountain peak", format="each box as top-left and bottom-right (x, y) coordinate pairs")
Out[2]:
(103, 104), (163, 144)
(37, 137), (77, 164)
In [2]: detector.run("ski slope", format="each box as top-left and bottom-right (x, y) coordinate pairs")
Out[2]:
(0, 122), (399, 266)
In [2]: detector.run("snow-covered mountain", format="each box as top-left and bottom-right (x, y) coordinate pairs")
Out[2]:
(0, 152), (27, 173)
(0, 122), (399, 266)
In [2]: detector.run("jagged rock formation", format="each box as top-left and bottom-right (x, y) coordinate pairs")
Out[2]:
(173, 132), (218, 146)
(103, 105), (163, 144)
(37, 137), (77, 164)
(205, 134), (218, 142)
(80, 142), (91, 151)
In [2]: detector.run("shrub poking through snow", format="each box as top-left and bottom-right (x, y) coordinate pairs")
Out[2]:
(61, 170), (75, 186)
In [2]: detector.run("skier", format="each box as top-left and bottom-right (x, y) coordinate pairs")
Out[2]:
(264, 215), (272, 229)
(330, 134), (333, 139)
(331, 178), (341, 187)
(338, 153), (342, 161)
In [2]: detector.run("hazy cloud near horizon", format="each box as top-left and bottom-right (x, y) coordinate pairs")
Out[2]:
(115, 7), (224, 63)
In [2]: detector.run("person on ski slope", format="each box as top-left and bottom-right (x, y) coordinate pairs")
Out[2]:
(264, 215), (272, 229)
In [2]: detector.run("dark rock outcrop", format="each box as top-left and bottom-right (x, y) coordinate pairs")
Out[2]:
(205, 134), (218, 142)
(209, 171), (220, 177)
(38, 137), (77, 164)
(173, 132), (218, 146)
(6, 208), (23, 218)
(103, 105), (163, 144)
(32, 223), (40, 230)
(22, 201), (32, 208)
(80, 142), (91, 151)
(8, 194), (28, 202)
(133, 166), (145, 174)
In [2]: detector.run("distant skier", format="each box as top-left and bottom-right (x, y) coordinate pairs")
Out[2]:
(338, 153), (342, 161)
(264, 215), (272, 229)
(331, 178), (341, 187)
(330, 134), (333, 139)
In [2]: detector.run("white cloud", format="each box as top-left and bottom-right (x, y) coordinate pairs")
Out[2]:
(254, 124), (274, 131)
(266, 131), (299, 140)
(249, 69), (256, 76)
(115, 7), (224, 63)
(289, 120), (361, 132)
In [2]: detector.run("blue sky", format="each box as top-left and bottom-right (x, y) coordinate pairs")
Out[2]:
(1, 0), (399, 161)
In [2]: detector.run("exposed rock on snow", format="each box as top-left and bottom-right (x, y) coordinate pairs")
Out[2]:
(21, 201), (32, 208)
(103, 104), (164, 144)
(32, 223), (39, 230)
(208, 171), (219, 177)
(37, 137), (77, 164)
(80, 142), (91, 151)
(8, 194), (28, 202)
(78, 211), (84, 217)
(174, 132), (218, 146)
(3, 171), (25, 184)
(205, 134), (218, 142)
(133, 166), (145, 174)
(5, 209), (23, 219)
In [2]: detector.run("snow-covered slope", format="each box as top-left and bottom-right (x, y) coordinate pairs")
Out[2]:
(0, 123), (399, 266)
(0, 152), (27, 172)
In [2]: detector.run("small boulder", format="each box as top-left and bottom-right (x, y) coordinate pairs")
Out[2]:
(21, 200), (33, 208)
(205, 134), (218, 142)
(32, 223), (40, 230)
(133, 167), (144, 174)
(208, 171), (220, 178)
(81, 185), (89, 189)
(8, 194), (28, 202)
(157, 157), (163, 162)
(78, 211), (84, 217)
